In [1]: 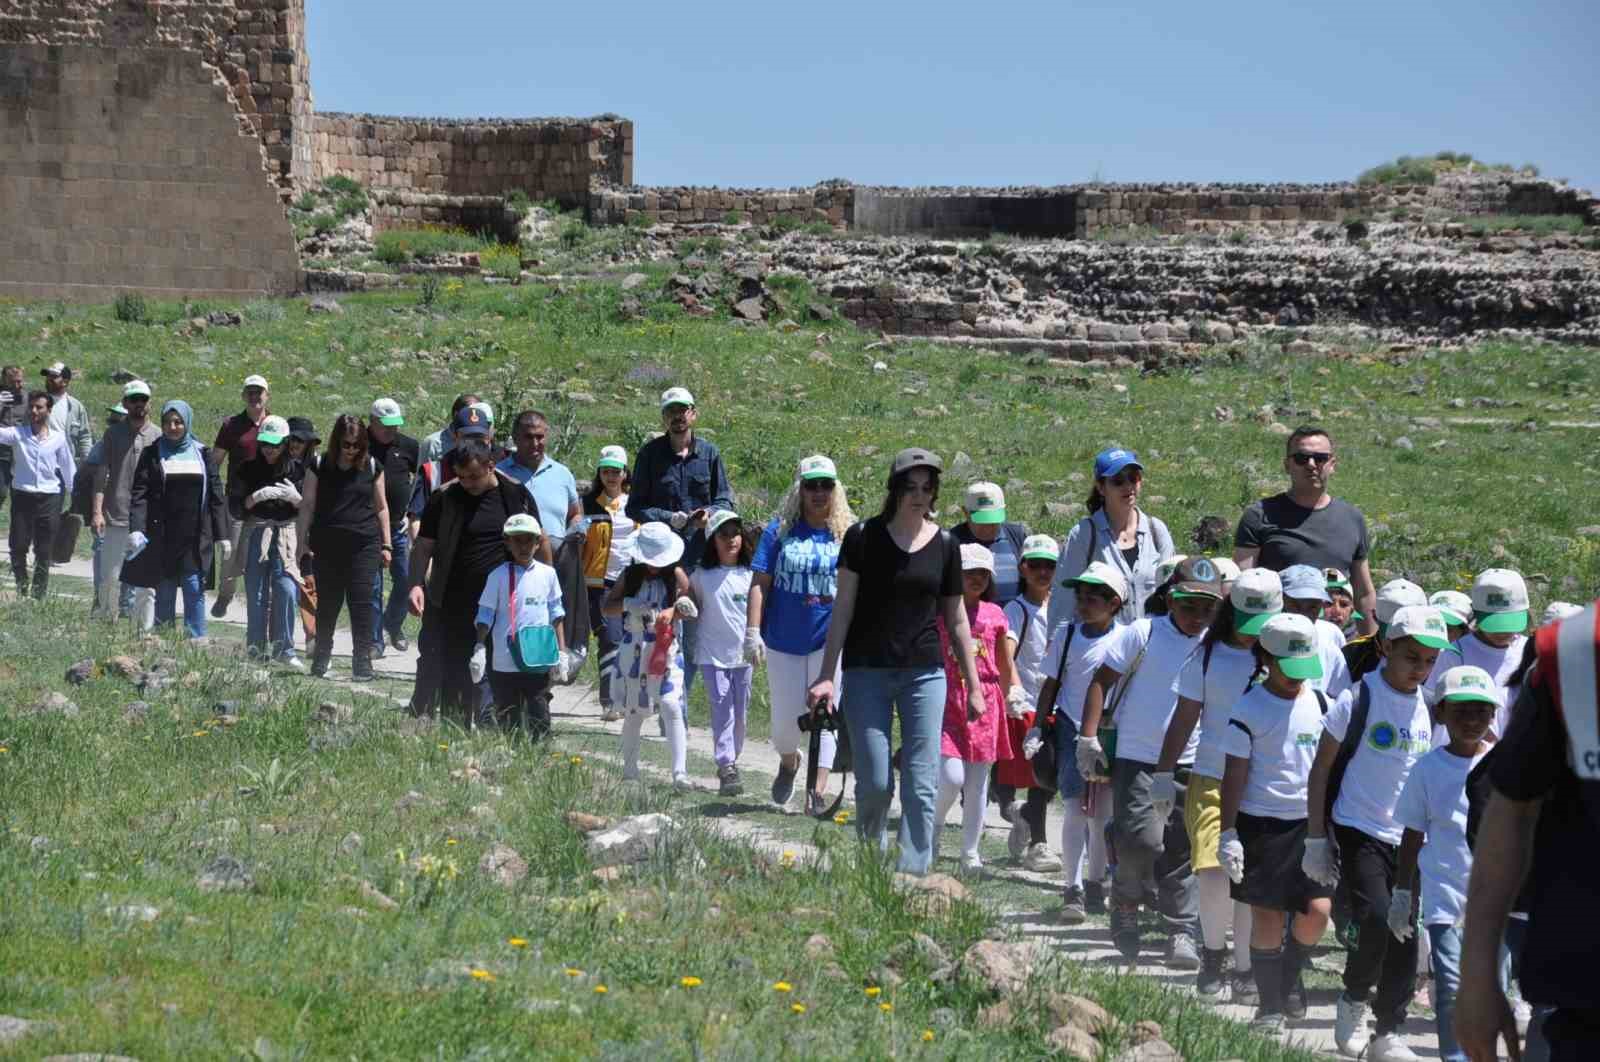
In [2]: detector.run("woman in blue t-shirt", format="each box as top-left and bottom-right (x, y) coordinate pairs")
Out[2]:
(747, 455), (856, 816)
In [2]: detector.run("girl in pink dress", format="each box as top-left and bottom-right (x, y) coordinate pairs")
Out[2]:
(933, 543), (1024, 873)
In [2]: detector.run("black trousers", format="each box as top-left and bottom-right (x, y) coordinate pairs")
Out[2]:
(311, 532), (379, 669)
(552, 532), (589, 664)
(9, 490), (59, 598)
(412, 597), (491, 721)
(488, 668), (552, 737)
(1334, 822), (1418, 1034)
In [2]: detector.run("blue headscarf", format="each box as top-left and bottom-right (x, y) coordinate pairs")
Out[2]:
(157, 399), (200, 460)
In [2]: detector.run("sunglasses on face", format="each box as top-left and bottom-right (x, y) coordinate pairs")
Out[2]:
(802, 479), (835, 492)
(1290, 451), (1334, 466)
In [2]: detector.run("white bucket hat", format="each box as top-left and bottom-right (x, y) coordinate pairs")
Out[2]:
(632, 522), (685, 568)
(959, 542), (995, 573)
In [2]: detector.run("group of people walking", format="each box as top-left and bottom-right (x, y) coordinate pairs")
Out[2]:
(7, 366), (1595, 1062)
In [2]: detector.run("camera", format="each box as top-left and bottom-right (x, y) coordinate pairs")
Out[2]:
(797, 703), (840, 734)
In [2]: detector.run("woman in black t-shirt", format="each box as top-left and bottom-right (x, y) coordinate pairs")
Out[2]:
(809, 447), (985, 876)
(296, 414), (392, 681)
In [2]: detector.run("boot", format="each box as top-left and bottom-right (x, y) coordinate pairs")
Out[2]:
(1197, 947), (1228, 998)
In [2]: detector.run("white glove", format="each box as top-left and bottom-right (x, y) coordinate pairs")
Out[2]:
(1005, 685), (1030, 720)
(1387, 888), (1415, 941)
(1149, 771), (1178, 820)
(552, 650), (571, 684)
(468, 644), (487, 684)
(125, 531), (149, 559)
(247, 486), (278, 507)
(669, 511), (688, 530)
(743, 626), (766, 666)
(1075, 735), (1104, 780)
(673, 597), (699, 620)
(1022, 727), (1044, 760)
(217, 539), (232, 563)
(1218, 828), (1245, 884)
(278, 482), (302, 506)
(1301, 836), (1338, 886)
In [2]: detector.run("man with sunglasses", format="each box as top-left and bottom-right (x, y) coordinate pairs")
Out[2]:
(0, 366), (28, 517)
(1234, 426), (1377, 636)
(90, 380), (160, 624)
(208, 374), (271, 617)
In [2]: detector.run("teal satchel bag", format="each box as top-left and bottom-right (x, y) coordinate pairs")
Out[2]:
(505, 562), (560, 672)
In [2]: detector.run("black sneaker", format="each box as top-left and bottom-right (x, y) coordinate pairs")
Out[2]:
(1059, 885), (1087, 925)
(310, 657), (331, 679)
(351, 667), (376, 684)
(718, 764), (743, 797)
(1283, 964), (1308, 1019)
(1084, 880), (1107, 915)
(1110, 905), (1140, 961)
(389, 632), (410, 652)
(771, 763), (797, 806)
(1197, 947), (1228, 998)
(210, 597), (231, 619)
(1232, 971), (1260, 1007)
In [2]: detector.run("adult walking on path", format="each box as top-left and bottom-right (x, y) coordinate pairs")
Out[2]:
(408, 434), (536, 719)
(949, 481), (1031, 604)
(41, 361), (93, 463)
(209, 374), (271, 617)
(1054, 446), (1176, 625)
(420, 392), (481, 465)
(1234, 426), (1377, 636)
(124, 400), (228, 638)
(230, 415), (306, 670)
(0, 390), (76, 598)
(367, 398), (419, 656)
(296, 414), (391, 681)
(807, 447), (984, 876)
(748, 454), (856, 813)
(0, 365), (28, 519)
(91, 380), (159, 625)
(626, 387), (734, 701)
(498, 410), (584, 664)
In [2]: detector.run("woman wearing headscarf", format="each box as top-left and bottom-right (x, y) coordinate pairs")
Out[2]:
(229, 415), (306, 670)
(124, 400), (230, 638)
(295, 413), (390, 681)
(1054, 446), (1176, 626)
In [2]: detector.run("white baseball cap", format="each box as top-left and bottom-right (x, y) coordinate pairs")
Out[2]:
(705, 509), (741, 538)
(1231, 568), (1284, 636)
(1376, 578), (1428, 625)
(1429, 590), (1473, 628)
(1471, 568), (1529, 634)
(242, 374), (268, 390)
(660, 387), (695, 410)
(1435, 665), (1501, 707)
(256, 415), (289, 446)
(1541, 601), (1584, 626)
(122, 379), (151, 399)
(1156, 554), (1189, 585)
(798, 454), (837, 481)
(42, 361), (69, 377)
(502, 513), (541, 537)
(1021, 534), (1058, 563)
(1258, 613), (1323, 680)
(597, 445), (628, 470)
(632, 522), (685, 567)
(963, 482), (1006, 524)
(959, 542), (995, 574)
(1068, 560), (1129, 602)
(1387, 604), (1453, 650)
(1211, 557), (1241, 585)
(370, 398), (404, 426)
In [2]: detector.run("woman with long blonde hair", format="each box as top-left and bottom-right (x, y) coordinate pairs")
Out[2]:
(746, 455), (857, 815)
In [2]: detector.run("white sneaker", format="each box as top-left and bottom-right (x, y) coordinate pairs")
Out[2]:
(1007, 820), (1028, 860)
(1512, 996), (1532, 1035)
(1334, 996), (1371, 1057)
(959, 854), (983, 877)
(279, 656), (306, 673)
(1023, 843), (1062, 873)
(672, 773), (692, 793)
(1367, 1033), (1420, 1062)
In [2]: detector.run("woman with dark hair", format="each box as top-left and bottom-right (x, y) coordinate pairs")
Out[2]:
(230, 415), (305, 670)
(296, 414), (391, 681)
(124, 400), (229, 638)
(579, 444), (636, 720)
(807, 447), (985, 876)
(1054, 446), (1176, 625)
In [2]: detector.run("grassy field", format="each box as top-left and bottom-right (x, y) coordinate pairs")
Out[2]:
(2, 263), (1597, 1057)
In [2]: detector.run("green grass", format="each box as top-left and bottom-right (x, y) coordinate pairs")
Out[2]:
(373, 226), (497, 265)
(1449, 213), (1587, 237)
(1357, 152), (1540, 186)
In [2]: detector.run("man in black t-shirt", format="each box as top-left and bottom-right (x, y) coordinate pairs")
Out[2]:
(1233, 426), (1376, 636)
(407, 437), (534, 721)
(368, 398), (420, 655)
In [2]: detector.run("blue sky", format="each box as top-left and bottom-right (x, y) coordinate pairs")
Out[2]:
(308, 0), (1599, 192)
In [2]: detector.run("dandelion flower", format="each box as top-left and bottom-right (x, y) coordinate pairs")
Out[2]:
(790, 1003), (807, 1014)
(191, 730), (208, 738)
(594, 984), (608, 994)
(772, 981), (792, 993)
(0, 746), (9, 753)
(921, 1030), (935, 1042)
(509, 937), (528, 948)
(864, 986), (881, 998)
(445, 838), (458, 846)
(680, 976), (702, 988)
(569, 755), (584, 765)
(879, 1002), (893, 1013)
(832, 812), (849, 825)
(565, 967), (583, 977)
(470, 968), (495, 982)
(437, 743), (449, 751)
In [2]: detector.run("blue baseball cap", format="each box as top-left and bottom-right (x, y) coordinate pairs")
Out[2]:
(452, 404), (491, 438)
(1280, 564), (1331, 604)
(1093, 447), (1142, 480)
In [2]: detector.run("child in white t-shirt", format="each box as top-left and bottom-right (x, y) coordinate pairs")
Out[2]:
(473, 514), (568, 737)
(1392, 665), (1496, 1062)
(689, 511), (756, 798)
(1216, 613), (1335, 1035)
(1307, 604), (1449, 1061)
(1001, 534), (1059, 872)
(1425, 569), (1531, 739)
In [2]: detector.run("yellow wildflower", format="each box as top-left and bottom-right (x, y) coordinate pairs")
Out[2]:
(0, 746), (9, 753)
(191, 730), (208, 738)
(790, 1003), (807, 1014)
(565, 968), (583, 977)
(594, 984), (608, 994)
(470, 969), (495, 982)
(445, 838), (458, 846)
(879, 1002), (893, 1013)
(438, 743), (449, 750)
(921, 1030), (935, 1042)
(680, 976), (702, 988)
(771, 981), (792, 993)
(864, 986), (881, 998)
(832, 812), (849, 825)
(569, 755), (584, 765)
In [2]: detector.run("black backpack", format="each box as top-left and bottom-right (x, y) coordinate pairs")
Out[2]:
(1323, 680), (1372, 829)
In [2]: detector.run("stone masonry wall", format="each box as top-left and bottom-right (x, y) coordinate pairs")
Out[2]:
(589, 182), (853, 227)
(0, 45), (302, 300)
(312, 114), (631, 209)
(0, 0), (315, 191)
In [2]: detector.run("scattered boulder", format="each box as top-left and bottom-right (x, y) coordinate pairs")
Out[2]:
(65, 659), (96, 685)
(958, 939), (1041, 997)
(1042, 992), (1117, 1037)
(732, 296), (766, 322)
(206, 310), (243, 328)
(1131, 1021), (1164, 1045)
(103, 655), (143, 681)
(1111, 1040), (1182, 1062)
(0, 1016), (54, 1046)
(315, 701), (353, 726)
(105, 903), (161, 923)
(890, 932), (949, 970)
(197, 855), (254, 893)
(307, 295), (343, 315)
(121, 701), (150, 724)
(620, 272), (649, 290)
(564, 811), (613, 834)
(894, 872), (971, 917)
(1045, 1023), (1101, 1062)
(479, 843), (528, 888)
(803, 933), (835, 961)
(338, 832), (364, 856)
(585, 813), (676, 868)
(32, 692), (79, 717)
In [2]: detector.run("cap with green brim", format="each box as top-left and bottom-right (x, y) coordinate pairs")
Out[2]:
(108, 403), (127, 415)
(1475, 609), (1529, 634)
(1388, 605), (1453, 651)
(1231, 568), (1284, 636)
(1258, 613), (1324, 681)
(1470, 568), (1529, 634)
(963, 482), (1006, 524)
(597, 444), (628, 470)
(1437, 665), (1500, 706)
(1069, 560), (1128, 601)
(1020, 533), (1058, 563)
(255, 415), (290, 446)
(1429, 590), (1473, 628)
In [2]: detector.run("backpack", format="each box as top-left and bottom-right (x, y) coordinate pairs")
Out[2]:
(1322, 680), (1372, 829)
(1031, 622), (1078, 791)
(503, 562), (560, 673)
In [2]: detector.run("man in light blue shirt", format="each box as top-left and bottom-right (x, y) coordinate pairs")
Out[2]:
(497, 410), (584, 668)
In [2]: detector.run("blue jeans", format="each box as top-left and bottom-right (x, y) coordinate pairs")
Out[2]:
(371, 524), (411, 648)
(1428, 923), (1467, 1062)
(155, 570), (206, 639)
(840, 667), (947, 876)
(244, 526), (299, 660)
